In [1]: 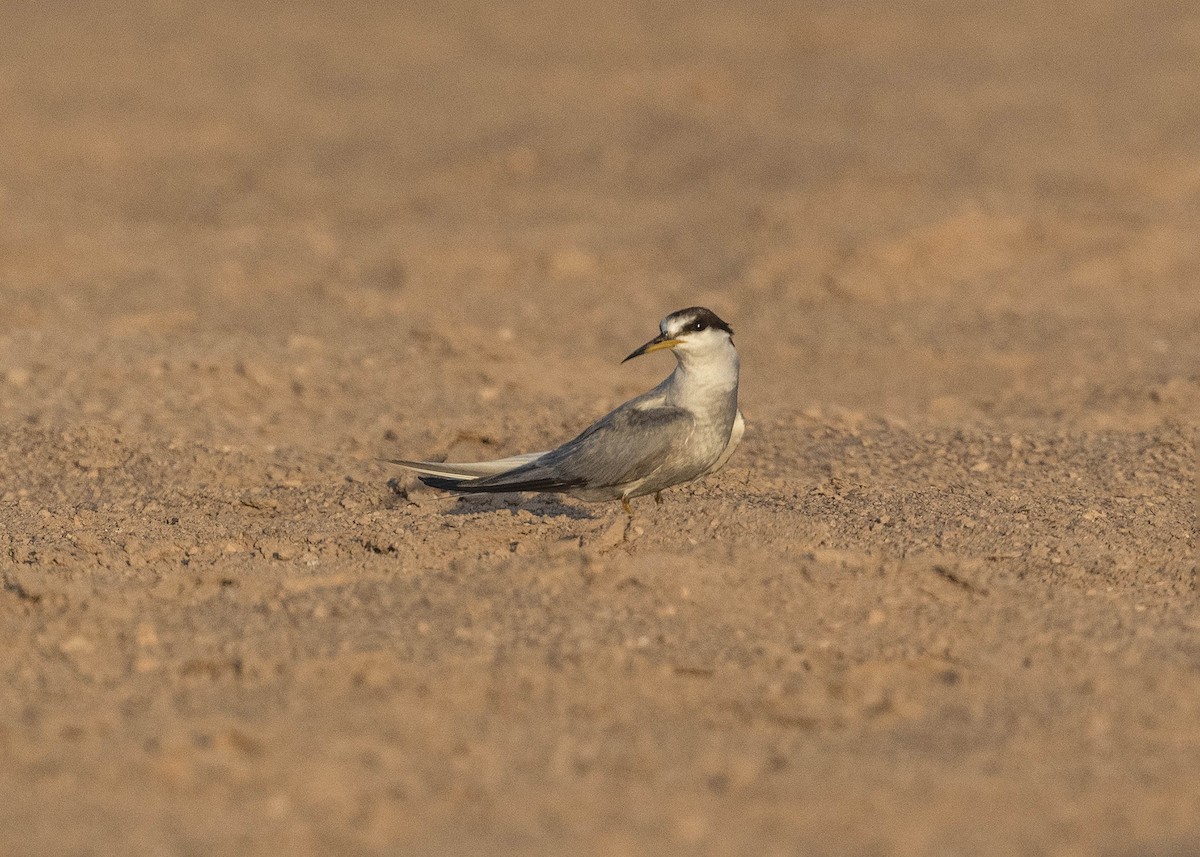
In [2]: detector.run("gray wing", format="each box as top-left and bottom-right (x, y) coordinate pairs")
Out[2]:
(436, 404), (693, 494)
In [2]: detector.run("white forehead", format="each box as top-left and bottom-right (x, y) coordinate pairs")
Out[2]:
(656, 307), (733, 339)
(661, 311), (699, 336)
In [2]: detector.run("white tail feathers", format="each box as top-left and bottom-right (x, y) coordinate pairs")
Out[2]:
(384, 452), (547, 481)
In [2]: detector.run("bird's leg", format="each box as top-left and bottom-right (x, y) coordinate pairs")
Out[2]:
(621, 497), (633, 517)
(654, 491), (663, 507)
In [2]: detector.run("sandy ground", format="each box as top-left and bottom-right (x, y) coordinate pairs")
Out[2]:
(2, 1), (1199, 854)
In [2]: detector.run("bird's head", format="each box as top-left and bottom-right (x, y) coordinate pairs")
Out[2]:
(622, 307), (735, 363)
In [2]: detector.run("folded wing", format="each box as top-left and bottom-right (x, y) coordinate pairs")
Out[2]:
(419, 405), (693, 495)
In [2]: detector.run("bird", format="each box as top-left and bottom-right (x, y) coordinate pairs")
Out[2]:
(387, 306), (744, 515)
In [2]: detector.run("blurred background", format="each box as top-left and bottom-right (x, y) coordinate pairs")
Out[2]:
(3, 0), (1199, 444)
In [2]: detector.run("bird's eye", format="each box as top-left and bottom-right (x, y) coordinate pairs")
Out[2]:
(692, 321), (706, 331)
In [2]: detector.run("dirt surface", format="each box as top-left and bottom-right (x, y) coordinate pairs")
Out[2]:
(2, 1), (1199, 855)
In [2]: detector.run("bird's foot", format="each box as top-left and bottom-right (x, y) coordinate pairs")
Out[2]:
(621, 497), (633, 517)
(654, 491), (663, 507)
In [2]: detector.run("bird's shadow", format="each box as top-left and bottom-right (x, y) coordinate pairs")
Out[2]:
(384, 478), (598, 520)
(442, 493), (599, 520)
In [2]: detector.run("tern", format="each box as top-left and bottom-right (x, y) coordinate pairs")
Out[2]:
(388, 307), (744, 515)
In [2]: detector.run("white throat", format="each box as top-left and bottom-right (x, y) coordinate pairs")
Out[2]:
(665, 338), (740, 408)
